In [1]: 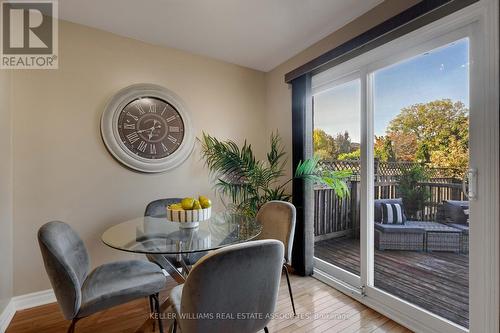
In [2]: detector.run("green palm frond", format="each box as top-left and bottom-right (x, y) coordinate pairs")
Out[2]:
(320, 169), (352, 198)
(295, 157), (352, 198)
(295, 157), (321, 181)
(199, 132), (351, 217)
(267, 131), (287, 169)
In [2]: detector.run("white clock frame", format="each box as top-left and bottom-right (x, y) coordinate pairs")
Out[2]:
(101, 83), (195, 173)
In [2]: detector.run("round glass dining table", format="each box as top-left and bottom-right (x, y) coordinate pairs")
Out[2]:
(102, 212), (262, 282)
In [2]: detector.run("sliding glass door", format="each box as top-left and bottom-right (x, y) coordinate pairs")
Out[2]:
(312, 74), (362, 287)
(311, 17), (479, 332)
(371, 38), (470, 328)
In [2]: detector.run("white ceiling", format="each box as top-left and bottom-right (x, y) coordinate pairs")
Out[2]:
(59, 0), (382, 72)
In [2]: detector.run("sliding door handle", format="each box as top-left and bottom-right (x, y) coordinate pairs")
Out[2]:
(462, 168), (478, 200)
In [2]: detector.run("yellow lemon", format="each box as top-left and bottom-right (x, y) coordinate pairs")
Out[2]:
(192, 200), (202, 210)
(199, 196), (212, 208)
(181, 197), (195, 210)
(168, 203), (183, 210)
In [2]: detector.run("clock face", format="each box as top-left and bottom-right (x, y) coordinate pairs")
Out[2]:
(101, 84), (194, 173)
(117, 97), (185, 159)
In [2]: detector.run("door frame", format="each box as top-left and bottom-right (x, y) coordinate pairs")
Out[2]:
(312, 1), (499, 332)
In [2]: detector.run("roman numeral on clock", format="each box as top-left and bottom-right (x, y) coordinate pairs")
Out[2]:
(127, 112), (139, 121)
(166, 115), (176, 123)
(168, 135), (177, 144)
(149, 104), (157, 113)
(138, 141), (147, 152)
(135, 104), (146, 115)
(160, 106), (167, 116)
(150, 144), (157, 155)
(169, 126), (179, 133)
(124, 123), (136, 130)
(126, 132), (139, 144)
(161, 142), (168, 152)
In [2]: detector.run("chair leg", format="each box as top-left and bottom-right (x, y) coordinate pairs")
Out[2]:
(67, 318), (79, 333)
(153, 293), (164, 333)
(264, 327), (269, 333)
(149, 295), (156, 332)
(171, 319), (177, 333)
(283, 264), (296, 316)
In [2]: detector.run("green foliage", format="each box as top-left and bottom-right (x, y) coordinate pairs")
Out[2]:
(384, 99), (469, 170)
(200, 132), (351, 217)
(397, 165), (430, 219)
(313, 129), (336, 160)
(313, 129), (357, 160)
(374, 136), (396, 162)
(337, 142), (390, 161)
(338, 149), (360, 160)
(313, 99), (468, 173)
(295, 157), (351, 199)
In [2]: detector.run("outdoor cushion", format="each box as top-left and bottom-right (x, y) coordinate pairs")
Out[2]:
(406, 221), (462, 233)
(443, 200), (469, 225)
(374, 223), (425, 234)
(448, 223), (469, 234)
(381, 203), (405, 224)
(374, 198), (407, 223)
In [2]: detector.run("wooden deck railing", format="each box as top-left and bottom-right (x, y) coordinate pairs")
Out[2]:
(314, 179), (466, 240)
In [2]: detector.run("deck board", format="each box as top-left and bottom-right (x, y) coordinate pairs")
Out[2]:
(315, 237), (469, 328)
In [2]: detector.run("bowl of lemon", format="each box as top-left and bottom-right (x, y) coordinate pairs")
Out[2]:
(166, 196), (212, 228)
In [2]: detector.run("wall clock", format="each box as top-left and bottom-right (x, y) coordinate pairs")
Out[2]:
(101, 84), (194, 173)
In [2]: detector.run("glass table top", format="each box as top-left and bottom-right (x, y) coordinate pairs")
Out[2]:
(101, 212), (262, 255)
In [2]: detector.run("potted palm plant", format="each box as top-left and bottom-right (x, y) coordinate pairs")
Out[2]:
(199, 132), (351, 217)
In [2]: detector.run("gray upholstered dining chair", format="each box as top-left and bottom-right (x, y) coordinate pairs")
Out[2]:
(145, 198), (182, 218)
(144, 198), (206, 267)
(167, 239), (284, 333)
(255, 201), (297, 316)
(38, 221), (167, 333)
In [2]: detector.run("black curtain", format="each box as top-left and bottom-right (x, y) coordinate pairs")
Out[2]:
(291, 74), (314, 276)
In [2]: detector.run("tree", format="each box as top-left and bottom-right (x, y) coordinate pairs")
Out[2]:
(337, 137), (393, 161)
(386, 131), (418, 162)
(333, 131), (352, 156)
(385, 99), (469, 170)
(338, 149), (360, 160)
(313, 129), (358, 160)
(313, 129), (336, 160)
(374, 136), (396, 162)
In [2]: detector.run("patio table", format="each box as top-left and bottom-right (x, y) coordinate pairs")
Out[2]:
(406, 221), (461, 252)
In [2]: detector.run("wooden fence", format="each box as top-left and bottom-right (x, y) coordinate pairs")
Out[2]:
(313, 161), (466, 240)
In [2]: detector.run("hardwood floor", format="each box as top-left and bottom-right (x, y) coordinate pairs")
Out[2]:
(6, 274), (411, 333)
(315, 237), (469, 328)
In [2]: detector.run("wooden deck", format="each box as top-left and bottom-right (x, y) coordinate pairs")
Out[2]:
(315, 237), (469, 328)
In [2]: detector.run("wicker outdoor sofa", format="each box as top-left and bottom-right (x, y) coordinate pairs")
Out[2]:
(437, 200), (469, 253)
(374, 198), (469, 253)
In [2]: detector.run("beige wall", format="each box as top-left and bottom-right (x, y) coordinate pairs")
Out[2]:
(10, 1), (420, 296)
(264, 0), (420, 179)
(0, 69), (13, 310)
(12, 20), (267, 295)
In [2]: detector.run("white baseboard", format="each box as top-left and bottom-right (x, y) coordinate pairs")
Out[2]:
(0, 300), (16, 333)
(0, 289), (56, 332)
(11, 289), (56, 311)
